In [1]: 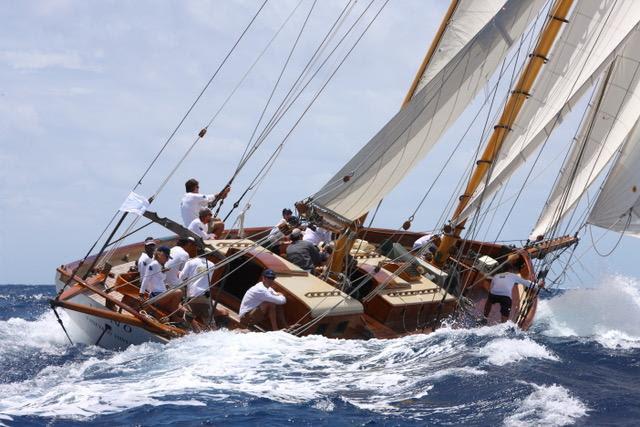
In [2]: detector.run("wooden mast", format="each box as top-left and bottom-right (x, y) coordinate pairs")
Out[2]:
(401, 0), (459, 107)
(327, 0), (460, 275)
(434, 0), (575, 266)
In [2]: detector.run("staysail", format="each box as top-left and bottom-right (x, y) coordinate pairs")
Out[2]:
(408, 0), (508, 100)
(310, 0), (546, 221)
(587, 122), (640, 237)
(530, 30), (640, 239)
(458, 0), (640, 224)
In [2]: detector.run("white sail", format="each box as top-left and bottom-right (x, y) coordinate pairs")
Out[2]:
(458, 1), (640, 223)
(530, 33), (640, 239)
(412, 0), (508, 96)
(587, 122), (640, 237)
(311, 0), (546, 221)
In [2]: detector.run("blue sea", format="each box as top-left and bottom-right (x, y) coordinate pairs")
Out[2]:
(1, 277), (639, 426)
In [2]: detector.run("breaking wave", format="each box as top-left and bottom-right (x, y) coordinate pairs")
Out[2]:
(537, 274), (640, 349)
(504, 383), (588, 427)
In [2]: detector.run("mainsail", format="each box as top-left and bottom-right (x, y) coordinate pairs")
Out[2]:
(587, 122), (640, 237)
(530, 30), (640, 239)
(310, 0), (546, 221)
(458, 0), (640, 224)
(409, 0), (508, 99)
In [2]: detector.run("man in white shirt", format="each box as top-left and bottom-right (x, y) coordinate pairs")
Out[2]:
(179, 254), (218, 325)
(180, 178), (231, 227)
(137, 237), (157, 283)
(188, 208), (217, 240)
(164, 237), (196, 289)
(139, 246), (171, 299)
(303, 224), (332, 246)
(266, 208), (293, 253)
(483, 262), (541, 323)
(239, 269), (287, 331)
(412, 233), (441, 261)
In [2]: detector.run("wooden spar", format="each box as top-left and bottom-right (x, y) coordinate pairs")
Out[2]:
(401, 0), (459, 107)
(56, 267), (185, 336)
(52, 299), (151, 330)
(328, 3), (460, 274)
(435, 0), (575, 266)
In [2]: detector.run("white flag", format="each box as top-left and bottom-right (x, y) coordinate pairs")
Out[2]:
(119, 191), (150, 216)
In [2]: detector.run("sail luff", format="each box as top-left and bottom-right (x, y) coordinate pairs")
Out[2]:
(434, 0), (574, 266)
(401, 0), (460, 107)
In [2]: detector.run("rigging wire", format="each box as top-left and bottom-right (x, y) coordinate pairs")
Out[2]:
(134, 0), (268, 192)
(223, 0), (389, 221)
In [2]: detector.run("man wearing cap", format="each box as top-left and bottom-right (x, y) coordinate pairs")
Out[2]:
(239, 269), (287, 331)
(286, 228), (325, 272)
(137, 237), (157, 283)
(188, 208), (217, 240)
(139, 246), (171, 299)
(164, 237), (196, 289)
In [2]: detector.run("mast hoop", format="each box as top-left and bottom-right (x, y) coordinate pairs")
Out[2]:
(549, 14), (569, 23)
(529, 52), (549, 63)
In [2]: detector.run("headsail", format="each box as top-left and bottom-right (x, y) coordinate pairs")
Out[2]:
(406, 0), (508, 102)
(310, 0), (546, 222)
(530, 32), (640, 239)
(458, 1), (640, 223)
(587, 121), (640, 237)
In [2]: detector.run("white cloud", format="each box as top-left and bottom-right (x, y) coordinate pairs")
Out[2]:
(0, 50), (100, 71)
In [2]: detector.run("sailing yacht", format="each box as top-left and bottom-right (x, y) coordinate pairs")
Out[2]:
(52, 0), (640, 349)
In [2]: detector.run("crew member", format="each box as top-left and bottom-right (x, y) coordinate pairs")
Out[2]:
(303, 223), (332, 246)
(139, 246), (171, 299)
(137, 237), (157, 283)
(188, 208), (217, 240)
(180, 178), (230, 227)
(239, 269), (287, 331)
(179, 252), (223, 325)
(483, 261), (541, 323)
(266, 208), (294, 252)
(286, 228), (325, 272)
(164, 237), (196, 289)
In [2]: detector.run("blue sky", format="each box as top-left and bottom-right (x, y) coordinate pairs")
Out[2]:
(1, 0), (638, 285)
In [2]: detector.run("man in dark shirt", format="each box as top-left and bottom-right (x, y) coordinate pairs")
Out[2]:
(285, 228), (325, 272)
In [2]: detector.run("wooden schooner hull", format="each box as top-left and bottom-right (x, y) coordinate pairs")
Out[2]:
(52, 227), (574, 350)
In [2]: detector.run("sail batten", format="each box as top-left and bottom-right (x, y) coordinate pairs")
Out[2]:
(311, 0), (546, 221)
(458, 1), (640, 223)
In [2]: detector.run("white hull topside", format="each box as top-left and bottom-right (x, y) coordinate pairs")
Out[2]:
(55, 276), (167, 350)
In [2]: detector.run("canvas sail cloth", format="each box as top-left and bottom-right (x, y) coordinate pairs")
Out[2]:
(411, 0), (508, 97)
(587, 122), (640, 237)
(530, 28), (640, 239)
(458, 0), (640, 225)
(310, 0), (546, 222)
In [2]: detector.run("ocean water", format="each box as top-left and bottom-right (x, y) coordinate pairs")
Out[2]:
(0, 276), (639, 426)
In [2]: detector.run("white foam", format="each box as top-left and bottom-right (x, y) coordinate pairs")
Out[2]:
(478, 338), (558, 366)
(0, 311), (72, 355)
(537, 274), (640, 349)
(504, 383), (588, 426)
(0, 324), (487, 419)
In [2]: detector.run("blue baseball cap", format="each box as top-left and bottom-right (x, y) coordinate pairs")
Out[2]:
(263, 269), (276, 279)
